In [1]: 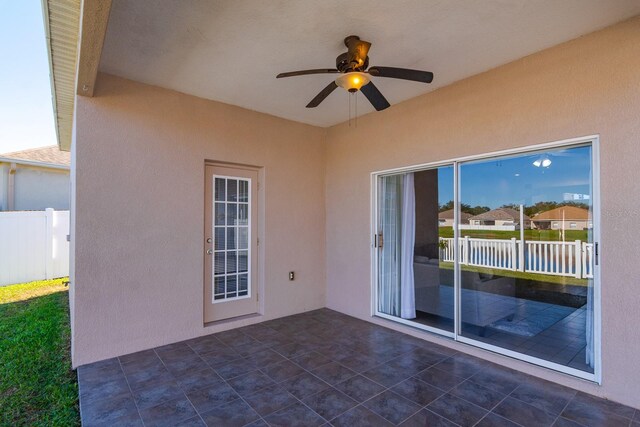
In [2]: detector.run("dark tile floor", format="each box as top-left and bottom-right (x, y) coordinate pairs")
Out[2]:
(77, 309), (637, 427)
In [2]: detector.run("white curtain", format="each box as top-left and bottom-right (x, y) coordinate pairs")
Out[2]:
(378, 175), (402, 317)
(400, 173), (416, 319)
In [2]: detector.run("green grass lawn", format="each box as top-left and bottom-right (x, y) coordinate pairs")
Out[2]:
(0, 278), (80, 426)
(438, 226), (589, 241)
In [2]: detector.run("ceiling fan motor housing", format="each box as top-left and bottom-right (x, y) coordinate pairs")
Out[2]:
(336, 52), (369, 73)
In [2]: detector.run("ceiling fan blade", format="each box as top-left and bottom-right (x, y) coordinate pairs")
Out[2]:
(368, 66), (434, 83)
(277, 69), (339, 78)
(360, 81), (390, 111)
(306, 81), (338, 108)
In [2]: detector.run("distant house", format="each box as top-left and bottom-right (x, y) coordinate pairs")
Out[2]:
(532, 206), (592, 230)
(468, 208), (532, 229)
(0, 146), (70, 211)
(438, 209), (471, 226)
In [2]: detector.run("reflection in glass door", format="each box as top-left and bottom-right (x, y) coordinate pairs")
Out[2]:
(374, 140), (598, 379)
(457, 144), (596, 374)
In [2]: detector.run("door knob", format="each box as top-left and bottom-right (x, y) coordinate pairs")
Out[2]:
(206, 249), (213, 255)
(206, 238), (212, 243)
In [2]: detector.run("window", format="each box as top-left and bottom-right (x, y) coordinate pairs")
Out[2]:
(374, 138), (599, 381)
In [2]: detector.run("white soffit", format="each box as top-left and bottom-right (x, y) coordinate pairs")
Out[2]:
(100, 0), (640, 127)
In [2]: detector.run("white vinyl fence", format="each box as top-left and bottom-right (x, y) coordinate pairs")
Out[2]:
(439, 236), (594, 279)
(0, 209), (69, 286)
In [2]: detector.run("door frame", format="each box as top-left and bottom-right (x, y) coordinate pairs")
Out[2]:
(370, 134), (601, 383)
(203, 161), (265, 324)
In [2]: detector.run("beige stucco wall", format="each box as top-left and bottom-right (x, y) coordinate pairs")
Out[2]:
(72, 73), (327, 366)
(325, 17), (640, 408)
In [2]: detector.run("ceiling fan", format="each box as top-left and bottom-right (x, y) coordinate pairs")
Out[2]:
(276, 35), (434, 111)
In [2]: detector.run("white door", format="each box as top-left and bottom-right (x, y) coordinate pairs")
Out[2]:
(204, 164), (259, 322)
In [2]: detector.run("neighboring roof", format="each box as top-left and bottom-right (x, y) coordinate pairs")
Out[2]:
(469, 208), (531, 222)
(439, 209), (472, 221)
(42, 0), (81, 152)
(0, 146), (70, 168)
(533, 206), (590, 221)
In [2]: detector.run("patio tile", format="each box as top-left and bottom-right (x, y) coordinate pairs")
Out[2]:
(119, 349), (160, 366)
(200, 398), (261, 427)
(186, 381), (240, 413)
(399, 409), (457, 427)
(214, 358), (257, 380)
(361, 362), (415, 388)
(77, 358), (124, 387)
(132, 379), (185, 410)
(302, 387), (358, 421)
(264, 401), (326, 427)
(450, 379), (506, 410)
(492, 396), (556, 427)
(245, 348), (287, 368)
(362, 389), (422, 425)
(475, 412), (520, 427)
(199, 346), (241, 368)
(552, 417), (585, 427)
(139, 397), (198, 427)
(124, 361), (174, 390)
(272, 341), (315, 358)
(185, 335), (223, 355)
(510, 377), (576, 415)
(434, 354), (486, 378)
(83, 410), (144, 427)
(162, 352), (209, 375)
(172, 367), (223, 393)
(173, 416), (207, 427)
(334, 374), (386, 403)
(226, 370), (275, 397)
(427, 393), (488, 427)
(243, 384), (299, 416)
(570, 391), (636, 419)
(280, 372), (331, 399)
(291, 351), (332, 370)
(310, 361), (357, 386)
(330, 405), (394, 427)
(79, 374), (131, 403)
(415, 367), (465, 391)
(334, 351), (382, 373)
(468, 366), (523, 395)
(262, 359), (306, 382)
(391, 377), (444, 406)
(81, 393), (139, 426)
(561, 398), (631, 427)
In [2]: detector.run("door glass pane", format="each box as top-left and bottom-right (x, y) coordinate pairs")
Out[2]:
(214, 227), (225, 251)
(237, 227), (248, 249)
(377, 166), (455, 333)
(458, 145), (594, 373)
(211, 175), (252, 303)
(215, 203), (225, 226)
(215, 178), (226, 201)
(227, 179), (237, 202)
(239, 180), (249, 202)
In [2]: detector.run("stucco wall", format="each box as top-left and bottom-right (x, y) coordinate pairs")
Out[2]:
(325, 17), (640, 408)
(0, 163), (69, 211)
(73, 74), (326, 366)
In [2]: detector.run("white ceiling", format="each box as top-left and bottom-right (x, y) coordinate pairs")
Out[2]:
(100, 0), (640, 127)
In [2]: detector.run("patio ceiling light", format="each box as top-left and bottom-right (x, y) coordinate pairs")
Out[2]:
(335, 72), (370, 93)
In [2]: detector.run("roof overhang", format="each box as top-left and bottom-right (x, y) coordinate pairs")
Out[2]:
(0, 157), (70, 171)
(41, 0), (111, 152)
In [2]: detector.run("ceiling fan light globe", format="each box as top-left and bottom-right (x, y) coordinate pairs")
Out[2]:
(335, 72), (370, 92)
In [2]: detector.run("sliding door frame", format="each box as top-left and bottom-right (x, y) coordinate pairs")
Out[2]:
(370, 134), (601, 383)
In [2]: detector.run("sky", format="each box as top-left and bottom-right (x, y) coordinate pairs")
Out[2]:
(0, 1), (57, 154)
(438, 145), (592, 209)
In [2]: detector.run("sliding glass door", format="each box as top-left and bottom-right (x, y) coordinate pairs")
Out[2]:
(376, 166), (455, 333)
(374, 139), (598, 379)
